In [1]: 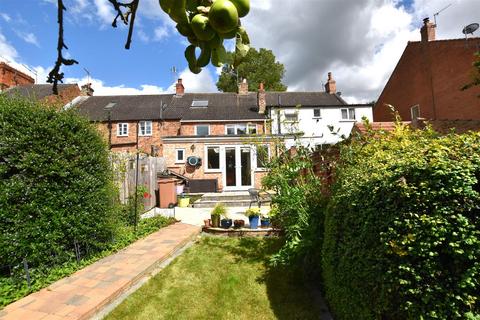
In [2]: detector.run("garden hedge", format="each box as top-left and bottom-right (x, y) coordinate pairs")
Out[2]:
(322, 124), (480, 319)
(0, 95), (117, 269)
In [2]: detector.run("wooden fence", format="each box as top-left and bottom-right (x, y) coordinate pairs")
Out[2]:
(111, 153), (167, 210)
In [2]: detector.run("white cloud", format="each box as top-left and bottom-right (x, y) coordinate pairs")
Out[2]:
(243, 0), (480, 103)
(93, 0), (115, 25)
(137, 29), (150, 43)
(0, 13), (11, 22)
(167, 67), (218, 93)
(15, 31), (40, 47)
(153, 25), (170, 41)
(0, 31), (18, 60)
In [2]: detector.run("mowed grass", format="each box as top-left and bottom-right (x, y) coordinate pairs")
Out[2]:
(105, 237), (323, 320)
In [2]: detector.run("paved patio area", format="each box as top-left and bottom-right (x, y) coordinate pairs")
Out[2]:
(0, 223), (201, 320)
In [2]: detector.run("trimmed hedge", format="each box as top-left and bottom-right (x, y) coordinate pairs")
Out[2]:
(0, 95), (117, 269)
(322, 124), (480, 319)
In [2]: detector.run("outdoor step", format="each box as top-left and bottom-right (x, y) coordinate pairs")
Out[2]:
(200, 195), (252, 201)
(193, 199), (270, 208)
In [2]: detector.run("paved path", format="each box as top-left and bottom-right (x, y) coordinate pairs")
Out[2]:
(0, 223), (201, 320)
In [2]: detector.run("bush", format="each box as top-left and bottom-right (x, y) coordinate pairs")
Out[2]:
(322, 123), (480, 319)
(262, 146), (325, 267)
(0, 95), (117, 269)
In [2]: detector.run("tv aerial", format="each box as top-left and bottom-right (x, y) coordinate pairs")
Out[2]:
(433, 3), (452, 26)
(462, 23), (479, 48)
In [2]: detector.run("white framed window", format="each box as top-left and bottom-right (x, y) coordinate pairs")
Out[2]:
(341, 108), (356, 120)
(225, 123), (256, 135)
(284, 111), (298, 122)
(175, 148), (185, 163)
(139, 121), (152, 136)
(313, 108), (321, 118)
(411, 105), (420, 120)
(195, 125), (210, 136)
(117, 123), (128, 136)
(205, 146), (220, 171)
(255, 145), (270, 170)
(247, 123), (257, 134)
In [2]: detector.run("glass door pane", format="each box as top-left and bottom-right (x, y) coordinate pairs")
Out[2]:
(225, 147), (236, 187)
(240, 147), (251, 186)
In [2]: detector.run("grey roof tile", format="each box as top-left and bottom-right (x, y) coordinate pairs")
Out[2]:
(4, 84), (78, 100)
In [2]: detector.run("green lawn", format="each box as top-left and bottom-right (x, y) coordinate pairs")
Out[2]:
(106, 237), (323, 320)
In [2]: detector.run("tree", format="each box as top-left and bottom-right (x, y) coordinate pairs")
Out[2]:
(216, 48), (287, 92)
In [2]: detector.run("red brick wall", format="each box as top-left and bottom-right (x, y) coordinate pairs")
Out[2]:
(374, 39), (480, 122)
(42, 85), (82, 109)
(0, 62), (34, 90)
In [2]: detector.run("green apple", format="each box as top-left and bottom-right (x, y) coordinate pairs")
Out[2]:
(218, 27), (238, 39)
(208, 0), (239, 34)
(230, 0), (249, 17)
(191, 14), (216, 41)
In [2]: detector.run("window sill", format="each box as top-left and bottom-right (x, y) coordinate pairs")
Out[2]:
(204, 169), (221, 173)
(255, 168), (267, 172)
(139, 134), (153, 137)
(339, 119), (356, 122)
(175, 161), (185, 164)
(116, 135), (129, 137)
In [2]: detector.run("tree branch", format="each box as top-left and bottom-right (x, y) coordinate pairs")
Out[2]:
(107, 0), (139, 49)
(47, 0), (78, 95)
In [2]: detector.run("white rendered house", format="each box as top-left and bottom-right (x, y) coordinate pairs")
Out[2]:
(266, 73), (373, 149)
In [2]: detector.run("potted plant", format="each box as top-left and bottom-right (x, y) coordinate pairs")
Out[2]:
(260, 215), (271, 228)
(211, 203), (226, 228)
(220, 208), (232, 229)
(234, 219), (245, 228)
(178, 193), (190, 208)
(245, 207), (261, 229)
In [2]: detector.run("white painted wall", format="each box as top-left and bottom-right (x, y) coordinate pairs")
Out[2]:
(269, 105), (373, 148)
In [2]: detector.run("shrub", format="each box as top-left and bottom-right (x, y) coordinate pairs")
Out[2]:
(211, 203), (228, 217)
(322, 123), (480, 319)
(262, 146), (325, 267)
(0, 95), (117, 269)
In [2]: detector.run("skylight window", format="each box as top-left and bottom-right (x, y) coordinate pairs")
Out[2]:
(191, 100), (209, 107)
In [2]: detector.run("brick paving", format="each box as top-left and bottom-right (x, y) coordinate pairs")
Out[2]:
(0, 223), (201, 320)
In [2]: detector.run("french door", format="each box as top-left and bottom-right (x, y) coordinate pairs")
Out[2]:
(223, 146), (253, 190)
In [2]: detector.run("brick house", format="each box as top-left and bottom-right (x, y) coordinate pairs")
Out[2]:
(374, 17), (480, 122)
(0, 62), (34, 90)
(76, 79), (272, 191)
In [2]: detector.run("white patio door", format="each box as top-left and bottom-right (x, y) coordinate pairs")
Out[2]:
(223, 146), (254, 190)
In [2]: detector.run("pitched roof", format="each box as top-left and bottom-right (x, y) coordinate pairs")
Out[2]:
(4, 84), (79, 100)
(75, 93), (265, 122)
(265, 92), (347, 107)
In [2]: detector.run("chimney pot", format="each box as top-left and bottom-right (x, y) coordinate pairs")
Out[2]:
(81, 83), (94, 96)
(238, 78), (248, 95)
(175, 78), (185, 96)
(258, 82), (266, 114)
(325, 72), (336, 94)
(420, 17), (436, 42)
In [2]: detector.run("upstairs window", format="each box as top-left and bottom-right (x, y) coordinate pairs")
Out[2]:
(117, 123), (128, 136)
(139, 121), (152, 136)
(195, 125), (210, 136)
(341, 108), (355, 120)
(313, 108), (321, 118)
(284, 111), (298, 122)
(225, 123), (257, 135)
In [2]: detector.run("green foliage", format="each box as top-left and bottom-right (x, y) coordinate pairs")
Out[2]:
(0, 215), (175, 307)
(211, 203), (228, 217)
(262, 146), (325, 267)
(118, 185), (148, 226)
(244, 207), (261, 217)
(0, 95), (117, 269)
(216, 47), (287, 92)
(322, 123), (480, 319)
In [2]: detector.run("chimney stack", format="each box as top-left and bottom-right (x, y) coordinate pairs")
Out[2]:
(420, 17), (436, 43)
(324, 72), (336, 94)
(238, 78), (248, 95)
(175, 78), (184, 96)
(81, 83), (94, 96)
(258, 82), (266, 114)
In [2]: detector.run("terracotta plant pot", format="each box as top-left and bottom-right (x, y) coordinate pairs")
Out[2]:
(234, 219), (245, 228)
(204, 219), (210, 227)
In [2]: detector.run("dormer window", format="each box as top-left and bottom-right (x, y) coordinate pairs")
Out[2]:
(191, 100), (208, 108)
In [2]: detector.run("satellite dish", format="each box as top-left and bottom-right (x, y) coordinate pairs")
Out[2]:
(463, 23), (479, 35)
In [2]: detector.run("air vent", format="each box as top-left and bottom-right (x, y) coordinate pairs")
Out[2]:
(191, 100), (208, 108)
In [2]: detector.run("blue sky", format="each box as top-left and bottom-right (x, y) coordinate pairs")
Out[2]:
(0, 0), (478, 99)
